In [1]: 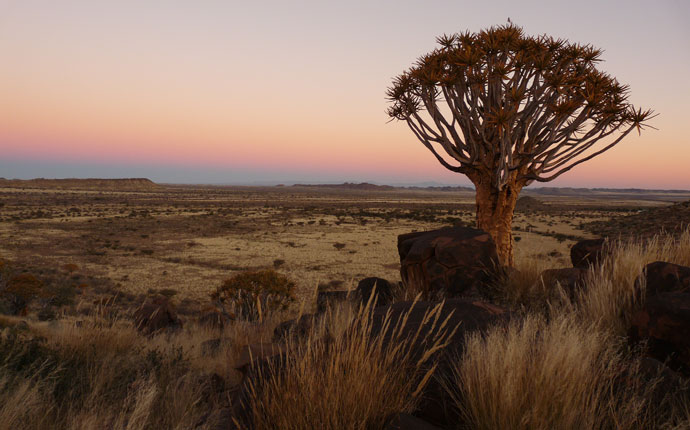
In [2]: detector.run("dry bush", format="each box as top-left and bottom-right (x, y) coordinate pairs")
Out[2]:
(245, 298), (456, 430)
(448, 313), (652, 430)
(213, 269), (296, 321)
(0, 314), (264, 430)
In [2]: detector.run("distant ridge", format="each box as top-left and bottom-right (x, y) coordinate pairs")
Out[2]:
(290, 182), (474, 192)
(291, 182), (395, 191)
(0, 178), (161, 191)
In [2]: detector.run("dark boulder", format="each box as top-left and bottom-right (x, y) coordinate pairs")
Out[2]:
(397, 226), (500, 298)
(368, 298), (510, 427)
(570, 238), (606, 268)
(261, 298), (508, 429)
(629, 291), (690, 373)
(356, 277), (395, 306)
(133, 296), (182, 334)
(640, 261), (690, 297)
(629, 262), (690, 374)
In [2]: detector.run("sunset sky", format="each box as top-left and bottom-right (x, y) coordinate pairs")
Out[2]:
(1, 1), (688, 188)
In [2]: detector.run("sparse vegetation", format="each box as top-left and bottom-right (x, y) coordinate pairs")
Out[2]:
(2, 184), (690, 428)
(212, 269), (296, 321)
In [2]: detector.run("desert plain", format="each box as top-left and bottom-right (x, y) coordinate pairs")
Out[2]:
(1, 178), (688, 317)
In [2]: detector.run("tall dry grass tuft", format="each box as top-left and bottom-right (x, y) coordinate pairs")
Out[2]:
(245, 297), (457, 430)
(449, 313), (651, 430)
(0, 376), (51, 430)
(578, 227), (690, 334)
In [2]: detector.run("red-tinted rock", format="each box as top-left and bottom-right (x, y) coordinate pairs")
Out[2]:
(640, 261), (690, 297)
(397, 226), (500, 298)
(570, 238), (606, 268)
(630, 292), (690, 373)
(133, 296), (182, 334)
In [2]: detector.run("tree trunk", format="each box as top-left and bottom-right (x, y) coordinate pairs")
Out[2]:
(473, 179), (521, 267)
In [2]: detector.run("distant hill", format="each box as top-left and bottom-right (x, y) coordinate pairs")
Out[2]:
(584, 200), (690, 239)
(291, 182), (396, 191)
(290, 182), (476, 192)
(0, 178), (161, 191)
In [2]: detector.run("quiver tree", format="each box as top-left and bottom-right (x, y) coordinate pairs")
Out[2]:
(387, 24), (654, 266)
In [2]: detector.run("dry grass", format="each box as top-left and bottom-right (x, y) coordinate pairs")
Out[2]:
(578, 227), (690, 334)
(448, 313), (652, 430)
(446, 228), (690, 430)
(2, 223), (690, 428)
(0, 310), (290, 430)
(244, 297), (457, 430)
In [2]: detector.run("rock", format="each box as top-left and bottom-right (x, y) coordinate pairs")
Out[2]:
(640, 261), (690, 297)
(629, 291), (690, 373)
(629, 262), (690, 374)
(570, 238), (606, 268)
(397, 226), (500, 298)
(369, 298), (510, 427)
(133, 296), (182, 334)
(385, 413), (443, 430)
(251, 299), (508, 429)
(356, 277), (395, 306)
(316, 290), (351, 313)
(536, 267), (588, 298)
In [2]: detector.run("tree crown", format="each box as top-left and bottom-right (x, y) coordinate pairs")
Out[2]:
(387, 24), (655, 189)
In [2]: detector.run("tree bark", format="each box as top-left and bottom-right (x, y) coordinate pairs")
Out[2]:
(473, 178), (521, 267)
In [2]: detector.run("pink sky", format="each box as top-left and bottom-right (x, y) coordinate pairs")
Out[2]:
(1, 1), (689, 188)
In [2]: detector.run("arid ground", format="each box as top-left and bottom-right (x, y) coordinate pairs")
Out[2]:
(2, 179), (689, 317)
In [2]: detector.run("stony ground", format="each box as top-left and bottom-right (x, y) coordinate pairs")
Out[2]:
(1, 183), (688, 316)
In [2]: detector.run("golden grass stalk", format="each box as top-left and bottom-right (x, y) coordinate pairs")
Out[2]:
(449, 313), (650, 430)
(578, 227), (690, 334)
(245, 297), (457, 430)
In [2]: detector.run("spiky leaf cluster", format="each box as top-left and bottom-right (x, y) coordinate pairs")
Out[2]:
(387, 24), (654, 188)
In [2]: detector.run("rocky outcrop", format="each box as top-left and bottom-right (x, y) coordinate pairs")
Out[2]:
(570, 238), (606, 268)
(397, 226), (500, 298)
(630, 261), (690, 374)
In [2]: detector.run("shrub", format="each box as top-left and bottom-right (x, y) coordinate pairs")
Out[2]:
(212, 269), (295, 321)
(1, 274), (45, 314)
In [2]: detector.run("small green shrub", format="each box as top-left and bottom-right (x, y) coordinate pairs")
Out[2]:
(212, 269), (295, 321)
